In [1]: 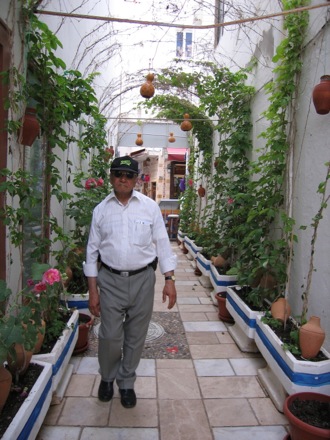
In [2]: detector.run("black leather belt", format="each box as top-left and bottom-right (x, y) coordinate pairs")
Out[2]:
(101, 260), (155, 277)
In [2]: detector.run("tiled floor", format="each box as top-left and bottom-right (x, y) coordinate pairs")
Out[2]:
(36, 243), (289, 440)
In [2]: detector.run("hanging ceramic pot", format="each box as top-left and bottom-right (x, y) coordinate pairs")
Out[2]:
(135, 133), (143, 146)
(299, 316), (325, 359)
(270, 297), (291, 323)
(180, 113), (192, 131)
(312, 75), (330, 115)
(168, 132), (175, 143)
(198, 184), (205, 197)
(18, 107), (40, 146)
(140, 73), (155, 99)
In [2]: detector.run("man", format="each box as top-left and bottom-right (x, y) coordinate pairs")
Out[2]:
(83, 155), (177, 408)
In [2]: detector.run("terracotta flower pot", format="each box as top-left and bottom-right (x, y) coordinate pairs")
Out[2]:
(73, 313), (94, 355)
(283, 392), (330, 440)
(7, 344), (33, 377)
(271, 298), (291, 323)
(299, 316), (325, 359)
(215, 292), (234, 323)
(0, 365), (12, 414)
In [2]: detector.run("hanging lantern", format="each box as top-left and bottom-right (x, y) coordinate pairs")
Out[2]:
(135, 133), (143, 146)
(180, 113), (192, 131)
(198, 184), (206, 197)
(104, 146), (114, 161)
(168, 132), (176, 143)
(140, 73), (155, 99)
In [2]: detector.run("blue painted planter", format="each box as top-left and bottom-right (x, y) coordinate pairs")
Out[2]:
(210, 264), (237, 293)
(2, 361), (52, 440)
(255, 315), (330, 411)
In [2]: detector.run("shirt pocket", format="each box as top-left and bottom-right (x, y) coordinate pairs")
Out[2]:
(133, 219), (152, 246)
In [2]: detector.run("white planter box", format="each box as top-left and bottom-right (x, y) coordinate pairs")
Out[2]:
(2, 361), (52, 440)
(210, 264), (237, 293)
(177, 229), (186, 244)
(196, 252), (212, 288)
(226, 286), (264, 352)
(184, 236), (203, 260)
(255, 315), (330, 412)
(61, 292), (90, 316)
(32, 309), (79, 396)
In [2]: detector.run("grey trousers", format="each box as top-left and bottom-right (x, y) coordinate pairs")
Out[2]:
(97, 265), (156, 389)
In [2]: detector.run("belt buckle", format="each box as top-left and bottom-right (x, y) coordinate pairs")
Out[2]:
(120, 271), (130, 277)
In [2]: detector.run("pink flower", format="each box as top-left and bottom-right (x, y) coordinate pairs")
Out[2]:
(227, 198), (234, 204)
(85, 178), (97, 189)
(33, 282), (47, 293)
(188, 179), (193, 187)
(97, 178), (104, 187)
(42, 268), (61, 285)
(27, 278), (35, 287)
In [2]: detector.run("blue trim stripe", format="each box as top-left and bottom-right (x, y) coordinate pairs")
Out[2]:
(210, 270), (237, 287)
(52, 320), (79, 376)
(17, 372), (52, 440)
(196, 255), (210, 271)
(256, 324), (330, 387)
(65, 300), (88, 309)
(226, 293), (256, 329)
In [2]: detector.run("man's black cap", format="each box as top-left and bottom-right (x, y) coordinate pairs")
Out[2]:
(110, 155), (139, 174)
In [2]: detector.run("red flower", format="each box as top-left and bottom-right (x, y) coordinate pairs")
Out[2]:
(227, 198), (234, 204)
(97, 178), (104, 187)
(33, 282), (47, 293)
(85, 178), (97, 189)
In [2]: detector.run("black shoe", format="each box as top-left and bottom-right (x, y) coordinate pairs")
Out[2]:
(98, 380), (114, 402)
(119, 388), (137, 408)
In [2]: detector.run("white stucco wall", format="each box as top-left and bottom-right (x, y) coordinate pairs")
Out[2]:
(214, 0), (330, 350)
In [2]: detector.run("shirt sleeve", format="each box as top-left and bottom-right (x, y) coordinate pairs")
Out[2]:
(152, 204), (177, 274)
(83, 208), (101, 277)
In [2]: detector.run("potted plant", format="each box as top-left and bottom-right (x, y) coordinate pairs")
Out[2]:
(283, 392), (330, 440)
(28, 265), (79, 397)
(0, 281), (53, 440)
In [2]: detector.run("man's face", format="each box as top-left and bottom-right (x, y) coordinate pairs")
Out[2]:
(110, 170), (138, 195)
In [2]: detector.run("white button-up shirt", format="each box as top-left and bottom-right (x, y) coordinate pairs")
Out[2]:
(83, 190), (177, 277)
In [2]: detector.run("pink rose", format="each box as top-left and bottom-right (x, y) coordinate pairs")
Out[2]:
(27, 278), (35, 287)
(227, 198), (234, 204)
(85, 178), (97, 189)
(42, 268), (61, 285)
(97, 178), (104, 187)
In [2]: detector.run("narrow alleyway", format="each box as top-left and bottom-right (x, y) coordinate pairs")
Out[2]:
(36, 242), (289, 440)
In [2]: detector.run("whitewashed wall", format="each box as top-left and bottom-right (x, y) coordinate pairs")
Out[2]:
(214, 0), (330, 350)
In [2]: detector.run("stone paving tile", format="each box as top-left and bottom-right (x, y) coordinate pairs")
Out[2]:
(57, 397), (111, 426)
(249, 398), (288, 425)
(194, 359), (235, 376)
(156, 359), (194, 369)
(159, 400), (213, 440)
(199, 376), (266, 399)
(216, 331), (236, 344)
(157, 368), (201, 399)
(109, 398), (158, 427)
(186, 331), (221, 345)
(65, 374), (96, 396)
(180, 311), (211, 321)
(229, 358), (267, 375)
(183, 320), (227, 331)
(213, 426), (288, 440)
(81, 427), (160, 440)
(36, 426), (81, 439)
(204, 398), (258, 426)
(190, 343), (244, 359)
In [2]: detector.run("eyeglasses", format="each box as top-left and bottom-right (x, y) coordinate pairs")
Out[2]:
(112, 170), (137, 179)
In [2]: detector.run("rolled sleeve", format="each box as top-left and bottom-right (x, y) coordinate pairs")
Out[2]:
(83, 261), (99, 277)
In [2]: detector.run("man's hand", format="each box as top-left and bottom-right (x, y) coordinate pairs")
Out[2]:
(88, 277), (100, 317)
(162, 282), (177, 309)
